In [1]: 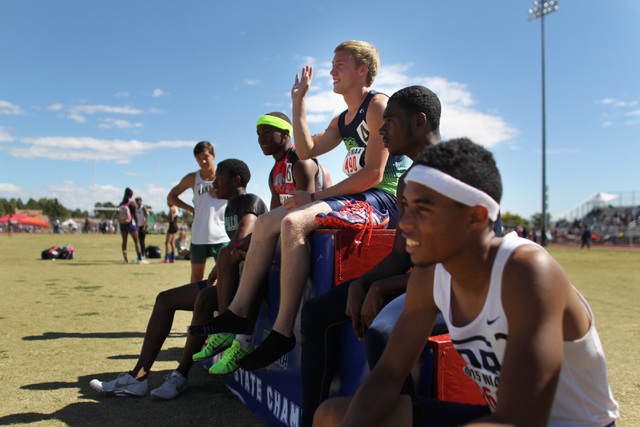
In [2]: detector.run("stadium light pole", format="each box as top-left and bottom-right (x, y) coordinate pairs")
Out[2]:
(528, 0), (558, 247)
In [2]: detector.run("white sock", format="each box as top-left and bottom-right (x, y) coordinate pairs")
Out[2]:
(236, 334), (253, 349)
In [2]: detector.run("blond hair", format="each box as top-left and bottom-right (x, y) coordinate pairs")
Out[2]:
(334, 40), (380, 87)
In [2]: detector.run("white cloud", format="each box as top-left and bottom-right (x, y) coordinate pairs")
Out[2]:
(7, 136), (196, 162)
(52, 104), (145, 124)
(302, 63), (519, 147)
(0, 183), (21, 193)
(68, 113), (86, 123)
(152, 88), (166, 97)
(0, 125), (15, 142)
(99, 118), (144, 129)
(295, 55), (317, 68)
(597, 98), (639, 126)
(70, 104), (143, 115)
(0, 100), (26, 115)
(598, 97), (638, 108)
(547, 148), (583, 154)
(115, 91), (129, 98)
(305, 90), (344, 116)
(243, 79), (260, 86)
(13, 182), (173, 215)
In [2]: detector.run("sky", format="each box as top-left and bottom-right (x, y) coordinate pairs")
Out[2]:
(1, 0), (638, 222)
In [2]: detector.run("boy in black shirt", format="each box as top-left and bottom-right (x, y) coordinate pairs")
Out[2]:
(90, 159), (267, 400)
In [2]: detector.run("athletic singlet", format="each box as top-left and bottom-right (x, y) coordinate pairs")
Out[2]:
(337, 90), (410, 196)
(432, 232), (619, 426)
(191, 170), (228, 245)
(269, 147), (327, 204)
(167, 206), (178, 234)
(136, 205), (147, 227)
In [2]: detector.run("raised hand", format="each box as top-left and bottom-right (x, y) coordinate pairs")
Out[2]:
(291, 65), (313, 101)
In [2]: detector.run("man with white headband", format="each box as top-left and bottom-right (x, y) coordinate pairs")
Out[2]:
(315, 138), (619, 426)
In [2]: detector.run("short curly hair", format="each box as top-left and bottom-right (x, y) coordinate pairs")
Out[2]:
(389, 86), (441, 132)
(414, 138), (502, 204)
(217, 158), (251, 188)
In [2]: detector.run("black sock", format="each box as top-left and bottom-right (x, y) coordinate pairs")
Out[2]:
(129, 371), (147, 381)
(239, 330), (296, 371)
(188, 310), (248, 336)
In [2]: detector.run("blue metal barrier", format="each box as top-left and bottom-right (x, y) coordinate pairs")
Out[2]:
(204, 231), (378, 426)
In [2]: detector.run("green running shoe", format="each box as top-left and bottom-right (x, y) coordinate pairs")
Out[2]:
(209, 341), (254, 375)
(192, 333), (235, 361)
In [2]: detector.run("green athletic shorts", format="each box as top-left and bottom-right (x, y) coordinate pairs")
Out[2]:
(189, 242), (229, 264)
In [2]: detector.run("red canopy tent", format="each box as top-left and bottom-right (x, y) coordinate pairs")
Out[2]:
(19, 216), (50, 228)
(0, 214), (50, 227)
(0, 214), (28, 223)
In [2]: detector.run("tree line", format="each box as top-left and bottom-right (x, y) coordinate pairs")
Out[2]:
(4, 197), (561, 229)
(0, 198), (193, 224)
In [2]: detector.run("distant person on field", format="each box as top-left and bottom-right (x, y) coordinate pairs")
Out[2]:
(90, 159), (267, 399)
(135, 197), (150, 256)
(175, 229), (190, 259)
(162, 205), (179, 263)
(167, 141), (228, 282)
(7, 214), (13, 236)
(581, 223), (592, 249)
(118, 188), (146, 264)
(314, 138), (619, 427)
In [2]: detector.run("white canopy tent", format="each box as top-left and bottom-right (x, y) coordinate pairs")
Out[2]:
(583, 192), (618, 206)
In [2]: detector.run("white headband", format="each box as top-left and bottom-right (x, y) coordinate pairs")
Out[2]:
(404, 165), (500, 221)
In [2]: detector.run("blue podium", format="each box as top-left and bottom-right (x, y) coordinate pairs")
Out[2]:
(204, 229), (396, 426)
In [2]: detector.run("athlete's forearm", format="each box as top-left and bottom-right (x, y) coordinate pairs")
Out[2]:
(167, 194), (193, 214)
(358, 250), (412, 290)
(341, 364), (405, 426)
(291, 97), (315, 159)
(313, 166), (383, 200)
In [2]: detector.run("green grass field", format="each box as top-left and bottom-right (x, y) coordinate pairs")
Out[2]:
(0, 233), (637, 426)
(0, 233), (265, 426)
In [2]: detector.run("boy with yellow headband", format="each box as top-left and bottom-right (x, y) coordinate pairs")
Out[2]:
(257, 112), (329, 209)
(192, 112), (329, 374)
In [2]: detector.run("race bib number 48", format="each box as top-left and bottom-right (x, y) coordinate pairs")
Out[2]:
(342, 147), (365, 176)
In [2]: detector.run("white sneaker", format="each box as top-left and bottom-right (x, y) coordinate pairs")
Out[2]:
(89, 372), (148, 397)
(150, 370), (188, 400)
